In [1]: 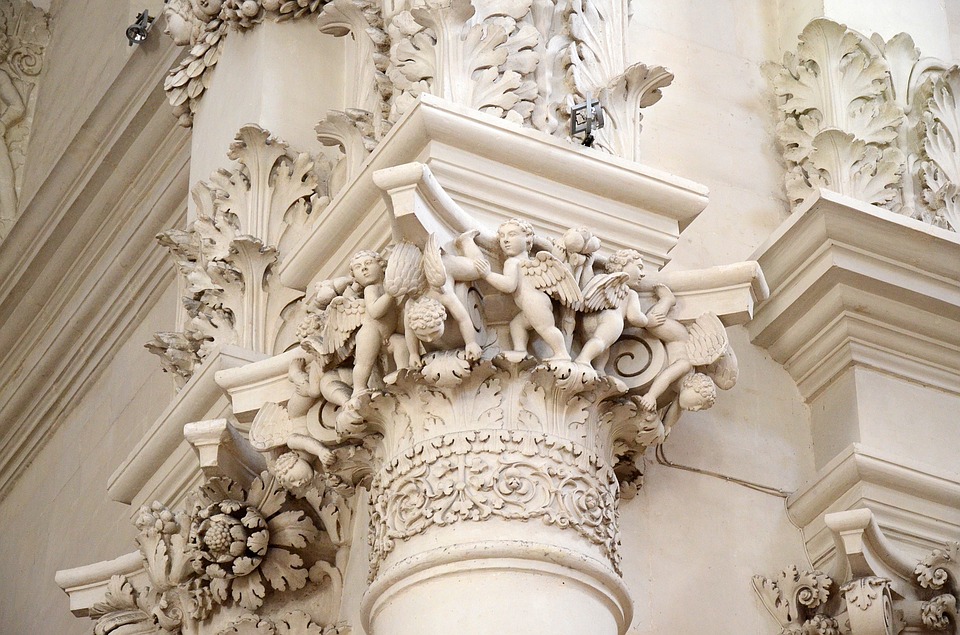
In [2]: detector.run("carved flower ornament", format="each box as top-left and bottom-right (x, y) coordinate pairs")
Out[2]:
(188, 474), (319, 610)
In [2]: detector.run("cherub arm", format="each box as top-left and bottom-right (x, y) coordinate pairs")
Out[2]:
(624, 291), (649, 328)
(365, 284), (396, 319)
(483, 257), (520, 294)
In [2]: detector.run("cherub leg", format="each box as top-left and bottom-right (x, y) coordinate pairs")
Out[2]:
(389, 333), (409, 370)
(351, 325), (382, 397)
(440, 292), (481, 360)
(509, 312), (532, 356)
(319, 371), (352, 407)
(576, 313), (623, 366)
(639, 358), (693, 411)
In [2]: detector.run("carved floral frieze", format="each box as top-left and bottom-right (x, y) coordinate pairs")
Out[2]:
(0, 0), (49, 239)
(774, 18), (959, 231)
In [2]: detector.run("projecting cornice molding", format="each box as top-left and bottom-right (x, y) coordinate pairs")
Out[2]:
(748, 189), (960, 401)
(786, 443), (960, 571)
(280, 94), (710, 292)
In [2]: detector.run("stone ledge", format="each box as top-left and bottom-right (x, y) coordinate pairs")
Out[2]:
(747, 190), (960, 400)
(787, 443), (960, 569)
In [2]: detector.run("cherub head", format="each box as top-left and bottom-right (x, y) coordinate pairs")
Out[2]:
(678, 373), (717, 411)
(497, 218), (534, 257)
(274, 450), (314, 490)
(606, 249), (645, 285)
(350, 250), (386, 286)
(407, 296), (447, 342)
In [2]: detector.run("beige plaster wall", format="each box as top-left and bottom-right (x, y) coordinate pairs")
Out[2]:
(19, 0), (144, 207)
(0, 281), (178, 635)
(622, 2), (817, 632)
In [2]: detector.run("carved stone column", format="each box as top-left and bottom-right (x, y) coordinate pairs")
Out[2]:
(353, 364), (633, 635)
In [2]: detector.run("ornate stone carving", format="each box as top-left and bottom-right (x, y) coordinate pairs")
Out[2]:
(147, 126), (328, 386)
(918, 67), (960, 231)
(162, 0), (329, 127)
(88, 473), (340, 635)
(0, 0), (49, 239)
(775, 19), (960, 232)
(217, 611), (349, 635)
(755, 522), (960, 635)
(752, 566), (837, 634)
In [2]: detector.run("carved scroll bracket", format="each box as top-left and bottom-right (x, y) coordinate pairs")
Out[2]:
(754, 509), (960, 635)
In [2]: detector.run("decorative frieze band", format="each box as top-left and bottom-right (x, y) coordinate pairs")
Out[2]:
(368, 429), (621, 578)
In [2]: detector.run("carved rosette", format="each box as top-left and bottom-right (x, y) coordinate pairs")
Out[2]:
(775, 19), (960, 232)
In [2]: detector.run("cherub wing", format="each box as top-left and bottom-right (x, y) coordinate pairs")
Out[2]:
(422, 233), (448, 289)
(703, 345), (739, 390)
(580, 272), (630, 312)
(520, 251), (584, 307)
(249, 401), (306, 451)
(384, 242), (425, 297)
(320, 295), (365, 357)
(685, 312), (729, 366)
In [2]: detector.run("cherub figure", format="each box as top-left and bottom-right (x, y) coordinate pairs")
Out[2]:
(321, 250), (408, 401)
(575, 249), (667, 369)
(638, 287), (738, 412)
(480, 219), (583, 361)
(401, 232), (486, 366)
(249, 402), (337, 493)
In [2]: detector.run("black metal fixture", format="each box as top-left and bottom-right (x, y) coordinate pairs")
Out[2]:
(570, 93), (604, 147)
(126, 10), (155, 46)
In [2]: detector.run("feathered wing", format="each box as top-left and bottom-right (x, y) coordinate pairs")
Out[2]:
(250, 401), (297, 451)
(703, 345), (739, 390)
(385, 242), (425, 297)
(685, 312), (729, 366)
(320, 296), (365, 358)
(520, 251), (584, 307)
(580, 272), (630, 311)
(422, 234), (448, 289)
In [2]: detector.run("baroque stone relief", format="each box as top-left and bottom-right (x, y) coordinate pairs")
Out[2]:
(244, 207), (756, 580)
(754, 513), (960, 635)
(774, 18), (960, 231)
(147, 126), (330, 387)
(162, 0), (671, 163)
(88, 472), (353, 635)
(0, 0), (49, 240)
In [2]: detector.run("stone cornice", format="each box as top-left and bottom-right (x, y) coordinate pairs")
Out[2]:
(54, 551), (146, 618)
(787, 443), (960, 569)
(747, 190), (960, 400)
(280, 94), (710, 291)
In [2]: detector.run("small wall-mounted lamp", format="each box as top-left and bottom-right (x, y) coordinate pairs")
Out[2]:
(126, 10), (155, 46)
(570, 94), (605, 147)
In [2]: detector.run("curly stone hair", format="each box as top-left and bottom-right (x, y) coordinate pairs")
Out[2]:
(497, 218), (535, 251)
(349, 250), (386, 278)
(605, 249), (644, 273)
(407, 296), (447, 342)
(679, 372), (717, 409)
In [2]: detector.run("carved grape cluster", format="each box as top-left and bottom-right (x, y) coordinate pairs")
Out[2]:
(190, 500), (270, 579)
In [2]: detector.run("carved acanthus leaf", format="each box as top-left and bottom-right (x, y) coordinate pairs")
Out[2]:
(919, 67), (960, 231)
(388, 0), (539, 123)
(0, 0), (50, 238)
(752, 566), (834, 628)
(595, 63), (674, 161)
(161, 0), (328, 127)
(916, 541), (960, 593)
(806, 130), (905, 206)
